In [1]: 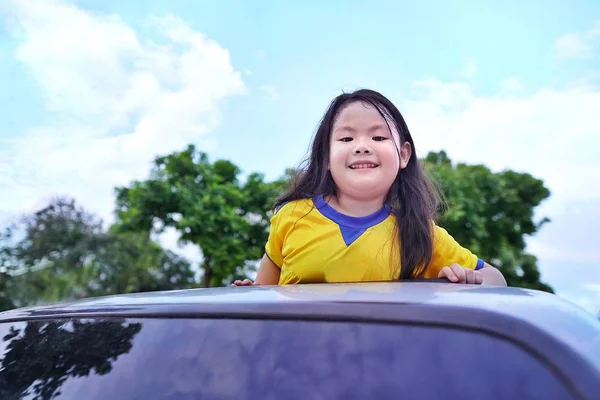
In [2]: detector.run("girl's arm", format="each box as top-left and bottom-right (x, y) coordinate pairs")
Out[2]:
(254, 254), (281, 285)
(232, 254), (281, 286)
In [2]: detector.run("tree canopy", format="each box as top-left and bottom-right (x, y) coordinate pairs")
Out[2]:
(1, 197), (196, 310)
(113, 145), (288, 287)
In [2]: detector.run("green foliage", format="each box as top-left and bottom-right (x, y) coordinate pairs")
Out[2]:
(423, 151), (553, 292)
(91, 230), (196, 296)
(2, 198), (105, 306)
(114, 145), (287, 287)
(0, 228), (17, 311)
(2, 197), (196, 308)
(0, 277), (13, 312)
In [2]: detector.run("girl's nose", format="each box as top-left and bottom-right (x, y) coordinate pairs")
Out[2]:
(353, 141), (372, 154)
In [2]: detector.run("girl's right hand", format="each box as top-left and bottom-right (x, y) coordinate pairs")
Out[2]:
(438, 263), (483, 284)
(231, 279), (255, 286)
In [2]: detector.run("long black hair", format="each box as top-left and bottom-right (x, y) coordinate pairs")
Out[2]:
(275, 89), (441, 279)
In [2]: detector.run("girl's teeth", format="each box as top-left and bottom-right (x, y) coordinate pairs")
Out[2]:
(351, 164), (376, 169)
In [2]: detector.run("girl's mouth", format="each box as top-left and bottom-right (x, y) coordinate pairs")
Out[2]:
(349, 163), (378, 169)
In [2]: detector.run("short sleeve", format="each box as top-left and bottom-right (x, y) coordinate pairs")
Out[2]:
(426, 224), (484, 278)
(264, 203), (290, 268)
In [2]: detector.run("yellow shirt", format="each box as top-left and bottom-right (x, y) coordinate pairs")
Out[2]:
(265, 196), (483, 285)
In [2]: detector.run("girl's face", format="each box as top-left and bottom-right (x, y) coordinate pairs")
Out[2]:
(329, 101), (411, 202)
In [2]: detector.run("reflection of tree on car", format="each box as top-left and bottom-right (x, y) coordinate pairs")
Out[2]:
(0, 319), (142, 400)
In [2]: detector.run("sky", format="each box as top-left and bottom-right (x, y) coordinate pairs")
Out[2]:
(0, 0), (599, 314)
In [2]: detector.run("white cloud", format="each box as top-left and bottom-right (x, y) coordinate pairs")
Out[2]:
(497, 77), (524, 96)
(403, 81), (600, 204)
(260, 85), (279, 101)
(555, 20), (600, 59)
(1, 0), (246, 227)
(410, 79), (473, 112)
(459, 58), (477, 78)
(555, 33), (594, 59)
(527, 240), (600, 264)
(585, 284), (600, 292)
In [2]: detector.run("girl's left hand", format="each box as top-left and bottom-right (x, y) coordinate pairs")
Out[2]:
(231, 279), (256, 286)
(438, 263), (483, 284)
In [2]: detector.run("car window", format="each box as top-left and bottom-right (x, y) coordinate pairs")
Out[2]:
(0, 317), (575, 399)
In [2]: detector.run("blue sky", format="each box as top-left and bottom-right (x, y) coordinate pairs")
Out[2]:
(1, 0), (599, 313)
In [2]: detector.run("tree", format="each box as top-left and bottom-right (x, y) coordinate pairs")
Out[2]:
(92, 229), (196, 296)
(1, 227), (17, 311)
(114, 145), (287, 287)
(423, 151), (553, 292)
(0, 275), (14, 312)
(3, 197), (196, 308)
(4, 198), (105, 306)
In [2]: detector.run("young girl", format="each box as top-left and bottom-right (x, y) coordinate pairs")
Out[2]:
(234, 89), (506, 286)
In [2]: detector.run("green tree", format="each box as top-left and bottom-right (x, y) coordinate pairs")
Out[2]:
(114, 145), (287, 287)
(92, 229), (196, 296)
(423, 151), (553, 292)
(0, 227), (16, 311)
(0, 275), (13, 312)
(4, 198), (105, 306)
(3, 197), (196, 308)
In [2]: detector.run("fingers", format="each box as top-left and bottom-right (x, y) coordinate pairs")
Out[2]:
(438, 264), (465, 283)
(464, 268), (483, 284)
(438, 264), (482, 284)
(464, 268), (474, 283)
(231, 279), (254, 287)
(438, 266), (456, 282)
(450, 264), (466, 282)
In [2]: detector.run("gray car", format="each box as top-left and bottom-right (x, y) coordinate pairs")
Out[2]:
(1, 281), (599, 399)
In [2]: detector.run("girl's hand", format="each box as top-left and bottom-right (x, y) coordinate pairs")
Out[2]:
(231, 279), (255, 286)
(438, 263), (483, 284)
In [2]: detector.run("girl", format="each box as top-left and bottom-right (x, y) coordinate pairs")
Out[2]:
(234, 89), (506, 286)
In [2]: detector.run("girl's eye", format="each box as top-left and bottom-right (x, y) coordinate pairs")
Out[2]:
(373, 136), (388, 141)
(339, 137), (353, 142)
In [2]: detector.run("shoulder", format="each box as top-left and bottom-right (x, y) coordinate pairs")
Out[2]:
(431, 222), (462, 246)
(272, 198), (315, 222)
(424, 218), (454, 234)
(268, 198), (317, 242)
(431, 222), (450, 239)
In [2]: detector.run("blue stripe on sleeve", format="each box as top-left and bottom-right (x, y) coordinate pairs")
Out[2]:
(475, 258), (485, 270)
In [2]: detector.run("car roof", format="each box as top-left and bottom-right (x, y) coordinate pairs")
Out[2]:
(2, 281), (600, 398)
(0, 281), (597, 328)
(0, 280), (595, 316)
(0, 282), (598, 398)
